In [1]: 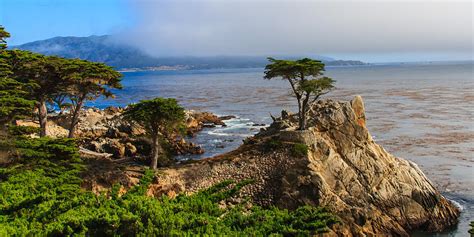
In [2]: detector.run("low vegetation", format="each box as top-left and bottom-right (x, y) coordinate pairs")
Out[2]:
(0, 136), (339, 236)
(262, 137), (283, 152)
(291, 143), (309, 157)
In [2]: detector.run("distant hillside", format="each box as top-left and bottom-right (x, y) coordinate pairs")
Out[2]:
(12, 35), (159, 69)
(13, 35), (366, 70)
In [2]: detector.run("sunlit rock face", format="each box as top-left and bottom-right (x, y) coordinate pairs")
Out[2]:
(274, 97), (460, 235)
(148, 96), (460, 236)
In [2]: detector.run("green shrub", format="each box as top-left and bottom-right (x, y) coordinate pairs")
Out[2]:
(262, 137), (283, 152)
(14, 136), (79, 161)
(7, 125), (40, 136)
(243, 136), (258, 145)
(469, 221), (474, 235)
(291, 143), (309, 157)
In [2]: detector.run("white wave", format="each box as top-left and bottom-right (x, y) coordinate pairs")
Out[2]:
(209, 139), (223, 143)
(448, 198), (464, 211)
(207, 130), (251, 137)
(226, 117), (251, 121)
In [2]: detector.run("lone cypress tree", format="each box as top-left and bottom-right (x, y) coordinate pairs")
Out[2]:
(123, 98), (185, 169)
(264, 58), (335, 130)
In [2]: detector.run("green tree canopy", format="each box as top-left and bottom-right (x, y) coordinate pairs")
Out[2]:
(3, 50), (67, 137)
(123, 98), (185, 169)
(264, 57), (335, 130)
(0, 25), (9, 50)
(61, 59), (122, 138)
(0, 26), (35, 131)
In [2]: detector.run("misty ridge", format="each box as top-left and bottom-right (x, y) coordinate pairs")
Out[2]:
(13, 35), (366, 70)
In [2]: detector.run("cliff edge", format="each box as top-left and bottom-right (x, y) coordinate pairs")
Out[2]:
(149, 96), (459, 236)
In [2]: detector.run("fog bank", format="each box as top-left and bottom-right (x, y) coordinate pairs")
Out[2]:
(118, 0), (473, 61)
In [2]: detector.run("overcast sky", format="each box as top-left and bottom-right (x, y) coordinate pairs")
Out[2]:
(2, 0), (473, 62)
(120, 0), (473, 62)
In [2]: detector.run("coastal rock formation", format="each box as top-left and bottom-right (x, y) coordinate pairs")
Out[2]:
(148, 96), (459, 236)
(18, 108), (228, 159)
(185, 110), (229, 135)
(72, 109), (227, 158)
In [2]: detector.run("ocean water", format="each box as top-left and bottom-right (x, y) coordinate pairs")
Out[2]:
(92, 62), (474, 236)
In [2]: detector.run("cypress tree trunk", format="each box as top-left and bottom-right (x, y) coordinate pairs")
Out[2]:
(150, 135), (160, 169)
(299, 99), (308, 130)
(68, 95), (86, 138)
(38, 99), (48, 137)
(299, 110), (306, 130)
(297, 97), (304, 130)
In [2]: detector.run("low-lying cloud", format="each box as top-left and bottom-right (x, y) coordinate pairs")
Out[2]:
(120, 0), (473, 60)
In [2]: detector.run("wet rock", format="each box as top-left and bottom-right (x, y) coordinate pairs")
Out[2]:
(202, 123), (216, 128)
(171, 138), (205, 155)
(219, 115), (237, 120)
(185, 110), (229, 135)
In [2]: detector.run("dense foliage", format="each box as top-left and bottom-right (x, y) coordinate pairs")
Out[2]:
(3, 49), (122, 138)
(0, 27), (35, 128)
(1, 25), (122, 138)
(0, 137), (339, 236)
(264, 57), (335, 130)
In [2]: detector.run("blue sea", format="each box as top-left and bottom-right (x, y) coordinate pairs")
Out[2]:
(92, 62), (474, 236)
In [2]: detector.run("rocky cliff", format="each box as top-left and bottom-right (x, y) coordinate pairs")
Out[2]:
(147, 96), (459, 236)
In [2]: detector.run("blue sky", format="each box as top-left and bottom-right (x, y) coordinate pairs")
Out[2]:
(1, 0), (472, 62)
(1, 0), (134, 45)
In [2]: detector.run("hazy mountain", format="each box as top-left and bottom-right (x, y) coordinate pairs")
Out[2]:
(12, 35), (159, 69)
(13, 35), (365, 70)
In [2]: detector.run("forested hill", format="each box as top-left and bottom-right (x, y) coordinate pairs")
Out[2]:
(13, 35), (366, 70)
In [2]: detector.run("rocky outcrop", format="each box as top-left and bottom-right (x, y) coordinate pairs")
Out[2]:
(148, 96), (459, 236)
(72, 108), (221, 159)
(18, 108), (229, 159)
(185, 110), (230, 135)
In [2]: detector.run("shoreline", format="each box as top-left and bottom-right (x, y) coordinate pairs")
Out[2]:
(117, 60), (474, 73)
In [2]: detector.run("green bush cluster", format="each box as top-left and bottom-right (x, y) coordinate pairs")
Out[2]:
(262, 137), (283, 152)
(291, 143), (309, 157)
(469, 221), (474, 235)
(0, 137), (338, 236)
(6, 125), (39, 136)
